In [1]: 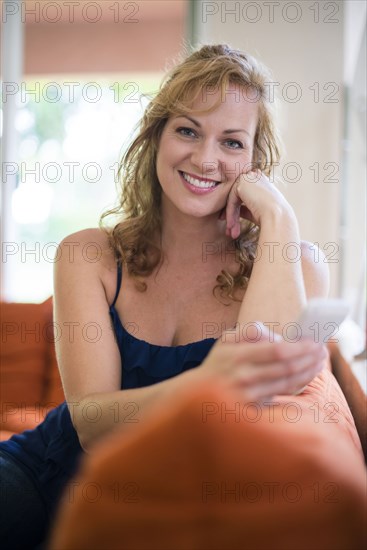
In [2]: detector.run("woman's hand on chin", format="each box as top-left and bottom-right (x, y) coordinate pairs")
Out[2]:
(198, 323), (327, 401)
(223, 170), (294, 239)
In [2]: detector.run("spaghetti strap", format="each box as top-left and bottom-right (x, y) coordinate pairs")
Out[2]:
(111, 262), (123, 307)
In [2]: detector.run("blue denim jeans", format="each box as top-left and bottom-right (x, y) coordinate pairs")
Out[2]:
(0, 451), (49, 549)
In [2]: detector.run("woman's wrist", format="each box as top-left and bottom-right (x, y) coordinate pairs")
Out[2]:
(257, 204), (301, 250)
(258, 201), (297, 229)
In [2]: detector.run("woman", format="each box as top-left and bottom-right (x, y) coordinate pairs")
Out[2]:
(0, 44), (328, 548)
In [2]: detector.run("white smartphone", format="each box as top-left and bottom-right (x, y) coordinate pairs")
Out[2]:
(287, 298), (350, 344)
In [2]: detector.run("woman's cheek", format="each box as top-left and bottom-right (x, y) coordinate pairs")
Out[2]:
(221, 165), (237, 186)
(225, 153), (253, 183)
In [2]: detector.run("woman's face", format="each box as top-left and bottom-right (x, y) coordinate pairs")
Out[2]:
(156, 84), (259, 219)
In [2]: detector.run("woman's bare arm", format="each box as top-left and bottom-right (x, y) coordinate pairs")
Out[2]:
(54, 229), (206, 452)
(237, 236), (330, 336)
(237, 205), (306, 330)
(224, 172), (329, 334)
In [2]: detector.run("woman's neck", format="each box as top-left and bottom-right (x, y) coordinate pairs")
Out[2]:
(159, 201), (229, 264)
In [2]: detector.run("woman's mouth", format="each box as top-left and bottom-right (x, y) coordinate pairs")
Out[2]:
(179, 171), (220, 193)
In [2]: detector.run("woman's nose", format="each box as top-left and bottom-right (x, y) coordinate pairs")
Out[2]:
(190, 139), (220, 175)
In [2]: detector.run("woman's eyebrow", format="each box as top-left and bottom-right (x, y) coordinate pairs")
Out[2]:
(174, 115), (201, 127)
(223, 128), (251, 136)
(175, 115), (251, 137)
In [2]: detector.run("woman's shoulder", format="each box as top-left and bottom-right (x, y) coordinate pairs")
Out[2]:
(56, 227), (116, 275)
(54, 228), (119, 307)
(59, 227), (111, 249)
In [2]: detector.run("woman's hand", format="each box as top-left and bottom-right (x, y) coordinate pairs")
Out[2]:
(199, 324), (327, 401)
(222, 170), (292, 239)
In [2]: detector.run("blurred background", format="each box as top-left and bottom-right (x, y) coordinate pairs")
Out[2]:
(1, 1), (366, 339)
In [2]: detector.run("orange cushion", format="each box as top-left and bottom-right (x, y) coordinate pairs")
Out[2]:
(1, 300), (48, 403)
(0, 298), (60, 432)
(0, 406), (50, 436)
(50, 369), (366, 550)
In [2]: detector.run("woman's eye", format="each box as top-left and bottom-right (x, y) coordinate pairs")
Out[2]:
(224, 139), (243, 150)
(176, 127), (196, 138)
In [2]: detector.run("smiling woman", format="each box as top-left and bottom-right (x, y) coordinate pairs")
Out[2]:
(103, 45), (281, 302)
(0, 44), (335, 549)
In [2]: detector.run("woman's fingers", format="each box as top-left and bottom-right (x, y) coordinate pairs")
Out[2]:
(233, 355), (324, 400)
(224, 182), (240, 231)
(249, 361), (323, 400)
(225, 180), (248, 239)
(212, 336), (326, 398)
(204, 330), (327, 400)
(224, 171), (260, 238)
(233, 347), (325, 385)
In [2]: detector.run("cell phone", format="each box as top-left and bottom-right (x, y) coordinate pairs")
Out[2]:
(287, 298), (350, 344)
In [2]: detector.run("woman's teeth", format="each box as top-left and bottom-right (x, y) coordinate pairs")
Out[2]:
(181, 171), (218, 189)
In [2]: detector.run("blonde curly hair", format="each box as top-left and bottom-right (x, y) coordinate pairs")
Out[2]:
(100, 44), (281, 302)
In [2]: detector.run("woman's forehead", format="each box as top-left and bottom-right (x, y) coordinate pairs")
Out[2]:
(176, 86), (259, 119)
(175, 82), (260, 111)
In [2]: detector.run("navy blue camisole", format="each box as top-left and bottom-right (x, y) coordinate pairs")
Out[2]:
(0, 263), (216, 516)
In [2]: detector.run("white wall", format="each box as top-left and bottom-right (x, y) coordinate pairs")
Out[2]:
(193, 0), (346, 297)
(342, 1), (366, 325)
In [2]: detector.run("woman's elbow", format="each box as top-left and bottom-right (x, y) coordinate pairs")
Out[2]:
(67, 399), (99, 453)
(301, 241), (330, 299)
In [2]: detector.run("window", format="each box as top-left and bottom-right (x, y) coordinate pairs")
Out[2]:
(5, 75), (162, 301)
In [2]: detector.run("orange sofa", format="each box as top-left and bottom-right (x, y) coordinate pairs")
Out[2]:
(50, 370), (367, 550)
(2, 299), (366, 549)
(0, 298), (65, 441)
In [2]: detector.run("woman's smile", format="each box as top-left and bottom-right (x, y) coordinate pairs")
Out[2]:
(179, 170), (220, 194)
